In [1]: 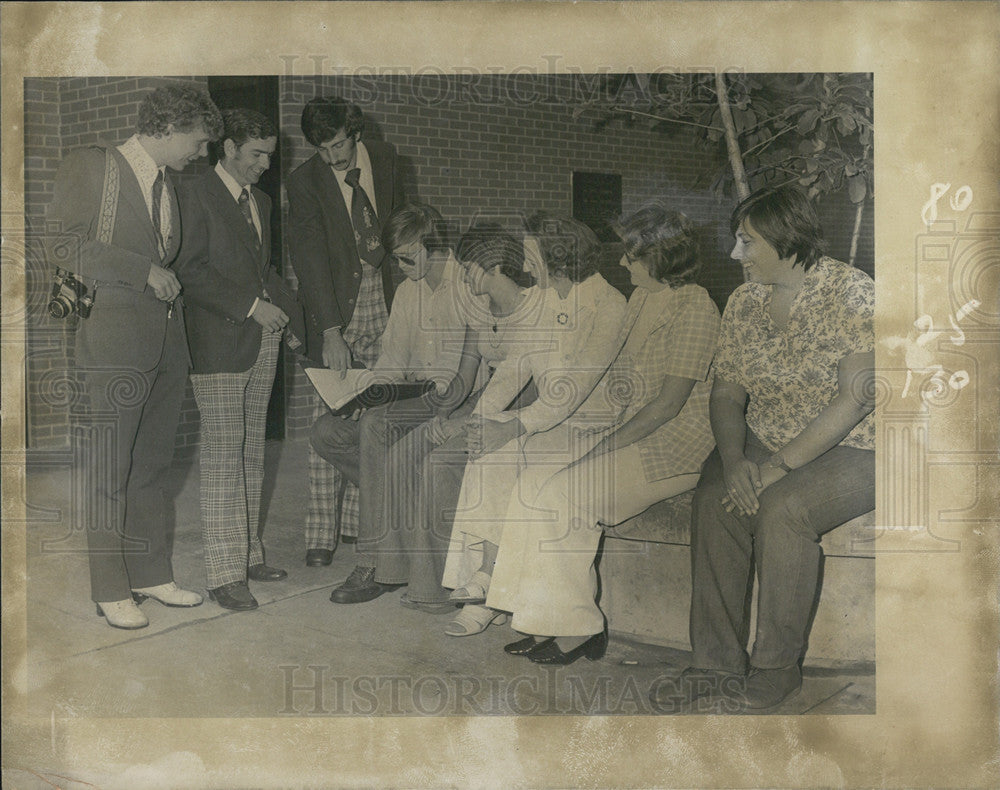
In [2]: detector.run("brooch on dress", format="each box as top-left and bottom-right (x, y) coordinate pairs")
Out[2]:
(556, 312), (569, 325)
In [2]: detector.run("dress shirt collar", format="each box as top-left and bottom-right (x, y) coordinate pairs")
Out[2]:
(418, 250), (463, 296)
(118, 134), (165, 190)
(214, 160), (252, 201)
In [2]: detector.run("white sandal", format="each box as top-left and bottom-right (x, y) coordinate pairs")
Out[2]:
(444, 605), (508, 637)
(448, 570), (492, 604)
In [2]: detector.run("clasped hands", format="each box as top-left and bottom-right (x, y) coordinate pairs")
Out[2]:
(464, 416), (522, 459)
(721, 457), (787, 517)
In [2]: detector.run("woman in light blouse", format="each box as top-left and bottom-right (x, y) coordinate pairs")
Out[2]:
(372, 224), (543, 613)
(441, 214), (628, 637)
(678, 185), (875, 711)
(485, 204), (721, 664)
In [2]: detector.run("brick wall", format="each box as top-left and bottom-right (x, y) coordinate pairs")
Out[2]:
(276, 74), (874, 436)
(23, 78), (73, 448)
(23, 73), (875, 448)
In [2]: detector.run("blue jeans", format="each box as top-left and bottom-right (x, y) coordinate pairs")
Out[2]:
(689, 433), (875, 671)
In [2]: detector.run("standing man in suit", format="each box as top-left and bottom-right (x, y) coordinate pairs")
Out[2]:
(286, 97), (404, 567)
(174, 108), (291, 611)
(47, 85), (223, 630)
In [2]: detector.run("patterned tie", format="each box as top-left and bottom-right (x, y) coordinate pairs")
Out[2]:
(238, 187), (261, 250)
(151, 170), (165, 258)
(344, 168), (385, 267)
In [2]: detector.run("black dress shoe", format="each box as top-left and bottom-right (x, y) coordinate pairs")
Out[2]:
(528, 631), (608, 665)
(504, 635), (555, 656)
(208, 581), (258, 611)
(329, 565), (399, 604)
(305, 549), (333, 567)
(248, 563), (288, 582)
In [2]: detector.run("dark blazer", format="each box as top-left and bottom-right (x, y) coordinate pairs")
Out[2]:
(286, 140), (404, 364)
(47, 145), (185, 372)
(174, 168), (292, 374)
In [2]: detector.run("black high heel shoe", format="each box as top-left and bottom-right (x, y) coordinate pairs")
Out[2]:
(528, 631), (607, 665)
(504, 635), (555, 656)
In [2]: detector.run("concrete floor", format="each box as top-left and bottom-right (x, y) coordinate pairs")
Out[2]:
(18, 437), (874, 719)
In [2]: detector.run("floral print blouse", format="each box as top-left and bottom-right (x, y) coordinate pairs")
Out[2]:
(713, 257), (875, 453)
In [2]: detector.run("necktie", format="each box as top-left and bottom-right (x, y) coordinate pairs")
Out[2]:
(151, 170), (165, 258)
(344, 168), (385, 267)
(238, 188), (261, 250)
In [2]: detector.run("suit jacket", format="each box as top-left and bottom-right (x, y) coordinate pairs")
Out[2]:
(47, 145), (185, 372)
(174, 168), (291, 374)
(286, 140), (404, 364)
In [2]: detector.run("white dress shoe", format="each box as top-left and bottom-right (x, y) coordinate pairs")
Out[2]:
(96, 598), (149, 630)
(132, 581), (203, 607)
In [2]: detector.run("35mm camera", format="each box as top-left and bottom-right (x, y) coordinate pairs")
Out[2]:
(48, 267), (94, 319)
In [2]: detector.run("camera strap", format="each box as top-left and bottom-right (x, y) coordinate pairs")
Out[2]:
(96, 146), (120, 246)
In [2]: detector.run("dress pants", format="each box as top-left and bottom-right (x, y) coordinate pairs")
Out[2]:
(373, 395), (479, 602)
(310, 395), (438, 568)
(488, 441), (700, 637)
(190, 330), (279, 589)
(82, 312), (188, 603)
(689, 433), (876, 672)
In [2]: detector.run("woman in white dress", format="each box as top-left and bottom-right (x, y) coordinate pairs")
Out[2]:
(442, 214), (628, 636)
(485, 204), (721, 664)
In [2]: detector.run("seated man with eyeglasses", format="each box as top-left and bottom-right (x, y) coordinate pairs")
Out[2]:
(310, 202), (478, 605)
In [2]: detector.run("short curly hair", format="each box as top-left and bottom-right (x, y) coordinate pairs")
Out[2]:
(136, 85), (223, 139)
(300, 97), (364, 147)
(526, 213), (601, 283)
(614, 203), (700, 288)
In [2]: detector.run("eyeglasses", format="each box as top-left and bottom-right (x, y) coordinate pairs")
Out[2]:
(394, 253), (420, 268)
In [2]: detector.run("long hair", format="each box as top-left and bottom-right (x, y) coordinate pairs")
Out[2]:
(382, 202), (451, 254)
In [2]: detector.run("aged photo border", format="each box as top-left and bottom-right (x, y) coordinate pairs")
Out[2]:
(2, 2), (998, 787)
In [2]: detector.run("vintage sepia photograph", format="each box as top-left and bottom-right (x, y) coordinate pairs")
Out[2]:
(3, 2), (997, 788)
(18, 68), (878, 721)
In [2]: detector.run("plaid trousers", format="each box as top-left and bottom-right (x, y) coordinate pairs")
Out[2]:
(190, 330), (280, 588)
(305, 261), (387, 549)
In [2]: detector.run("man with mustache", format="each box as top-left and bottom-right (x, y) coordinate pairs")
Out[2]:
(286, 96), (405, 567)
(174, 108), (291, 610)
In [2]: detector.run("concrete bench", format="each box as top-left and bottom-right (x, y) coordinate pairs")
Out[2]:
(599, 490), (876, 669)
